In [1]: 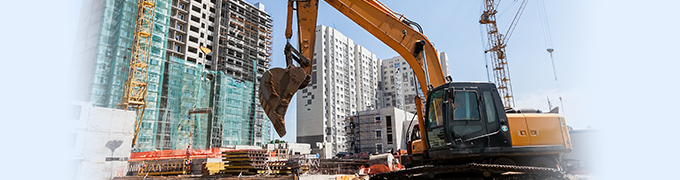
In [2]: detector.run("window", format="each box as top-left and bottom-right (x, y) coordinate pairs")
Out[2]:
(177, 14), (184, 20)
(376, 143), (383, 153)
(174, 45), (181, 52)
(387, 134), (393, 144)
(175, 35), (182, 41)
(483, 91), (498, 123)
(176, 24), (183, 30)
(427, 89), (445, 127)
(374, 116), (381, 123)
(375, 130), (382, 138)
(178, 4), (186, 10)
(453, 91), (481, 120)
(188, 47), (197, 53)
(426, 89), (447, 149)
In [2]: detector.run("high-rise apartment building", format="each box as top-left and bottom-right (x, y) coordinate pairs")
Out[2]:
(75, 0), (272, 152)
(380, 52), (449, 113)
(297, 25), (380, 156)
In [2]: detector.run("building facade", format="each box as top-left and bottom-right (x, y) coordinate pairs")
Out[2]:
(379, 52), (449, 113)
(75, 0), (272, 152)
(297, 25), (380, 156)
(346, 107), (415, 153)
(158, 0), (273, 150)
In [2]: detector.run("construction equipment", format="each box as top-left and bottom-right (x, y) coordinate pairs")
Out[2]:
(480, 0), (529, 109)
(259, 0), (572, 179)
(120, 0), (157, 148)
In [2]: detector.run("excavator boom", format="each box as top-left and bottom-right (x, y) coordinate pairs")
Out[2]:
(260, 0), (446, 138)
(259, 2), (573, 179)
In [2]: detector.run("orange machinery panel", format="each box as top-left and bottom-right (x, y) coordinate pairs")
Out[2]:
(507, 113), (569, 147)
(524, 114), (567, 146)
(507, 114), (530, 146)
(411, 139), (425, 154)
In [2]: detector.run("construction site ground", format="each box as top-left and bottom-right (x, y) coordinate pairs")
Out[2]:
(114, 174), (356, 180)
(114, 173), (592, 180)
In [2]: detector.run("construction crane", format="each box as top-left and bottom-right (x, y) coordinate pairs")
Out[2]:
(480, 0), (529, 109)
(259, 0), (571, 179)
(120, 0), (156, 148)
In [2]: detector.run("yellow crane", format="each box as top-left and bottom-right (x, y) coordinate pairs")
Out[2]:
(120, 0), (156, 148)
(480, 0), (528, 109)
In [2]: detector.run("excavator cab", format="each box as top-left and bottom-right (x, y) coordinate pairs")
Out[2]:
(423, 82), (514, 160)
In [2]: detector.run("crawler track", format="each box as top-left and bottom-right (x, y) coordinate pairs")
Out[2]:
(370, 163), (567, 180)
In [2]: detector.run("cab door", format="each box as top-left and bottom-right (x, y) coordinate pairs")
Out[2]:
(425, 89), (448, 151)
(479, 86), (511, 147)
(447, 88), (487, 149)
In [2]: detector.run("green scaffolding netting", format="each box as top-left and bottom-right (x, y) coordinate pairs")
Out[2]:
(88, 0), (271, 151)
(159, 57), (211, 149)
(213, 72), (254, 146)
(89, 0), (171, 151)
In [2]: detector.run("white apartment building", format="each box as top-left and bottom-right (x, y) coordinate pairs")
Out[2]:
(380, 52), (449, 113)
(297, 25), (381, 156)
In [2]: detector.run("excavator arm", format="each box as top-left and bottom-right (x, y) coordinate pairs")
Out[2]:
(260, 0), (446, 140)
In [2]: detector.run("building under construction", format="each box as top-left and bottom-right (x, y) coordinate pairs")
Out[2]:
(74, 0), (273, 152)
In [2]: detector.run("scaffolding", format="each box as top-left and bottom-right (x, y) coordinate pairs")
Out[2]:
(156, 57), (270, 150)
(354, 110), (384, 153)
(156, 57), (211, 150)
(88, 0), (271, 152)
(213, 72), (253, 146)
(216, 1), (273, 146)
(120, 0), (156, 148)
(89, 0), (171, 151)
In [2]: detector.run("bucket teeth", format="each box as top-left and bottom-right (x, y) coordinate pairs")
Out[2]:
(259, 67), (308, 137)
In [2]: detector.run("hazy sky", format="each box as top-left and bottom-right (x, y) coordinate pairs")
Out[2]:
(4, 0), (680, 179)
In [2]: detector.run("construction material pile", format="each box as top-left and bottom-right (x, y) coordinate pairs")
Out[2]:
(314, 159), (369, 175)
(257, 160), (292, 175)
(220, 149), (268, 175)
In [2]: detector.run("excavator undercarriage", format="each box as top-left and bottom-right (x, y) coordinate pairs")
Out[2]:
(371, 163), (566, 180)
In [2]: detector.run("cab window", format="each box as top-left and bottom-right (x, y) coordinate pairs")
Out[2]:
(427, 90), (445, 128)
(482, 91), (498, 123)
(426, 89), (447, 149)
(453, 91), (480, 120)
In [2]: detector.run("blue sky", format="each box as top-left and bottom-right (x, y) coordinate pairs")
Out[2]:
(3, 0), (680, 179)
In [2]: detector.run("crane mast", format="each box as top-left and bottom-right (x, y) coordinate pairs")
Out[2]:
(120, 0), (156, 148)
(480, 0), (527, 109)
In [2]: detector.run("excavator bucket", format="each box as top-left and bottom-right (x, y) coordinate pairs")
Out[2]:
(259, 66), (308, 137)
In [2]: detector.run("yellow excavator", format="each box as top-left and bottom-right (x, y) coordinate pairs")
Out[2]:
(259, 0), (572, 178)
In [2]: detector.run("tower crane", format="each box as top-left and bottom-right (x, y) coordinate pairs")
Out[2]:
(480, 0), (528, 109)
(120, 0), (157, 148)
